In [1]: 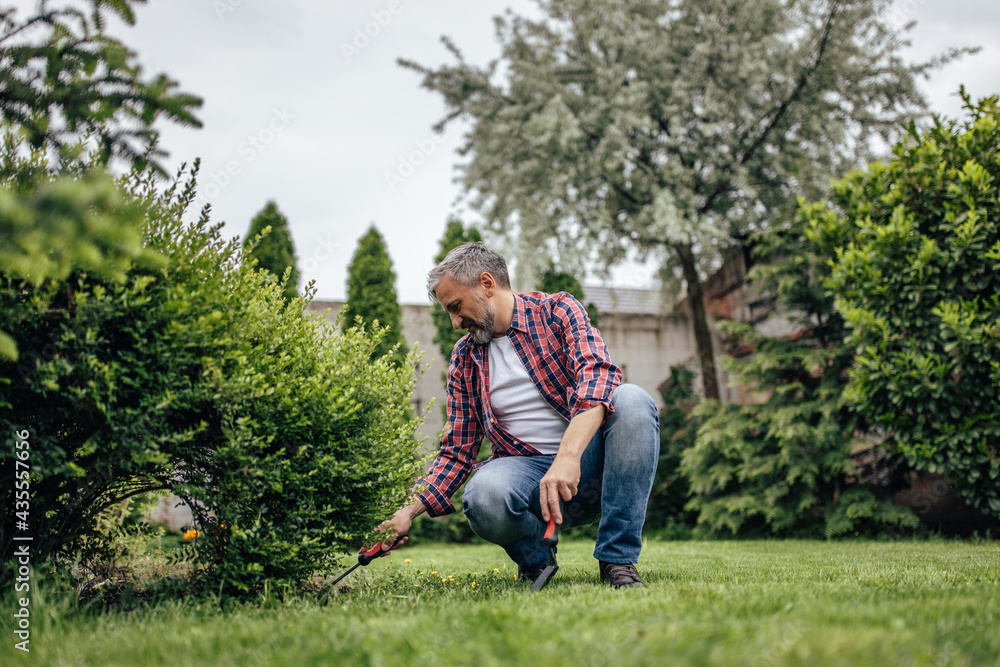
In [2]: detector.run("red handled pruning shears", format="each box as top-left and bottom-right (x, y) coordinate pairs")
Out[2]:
(530, 516), (560, 593)
(331, 535), (406, 586)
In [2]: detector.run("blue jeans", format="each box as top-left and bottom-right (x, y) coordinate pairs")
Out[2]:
(462, 384), (660, 569)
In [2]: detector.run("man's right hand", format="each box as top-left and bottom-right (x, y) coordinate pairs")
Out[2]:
(375, 500), (426, 551)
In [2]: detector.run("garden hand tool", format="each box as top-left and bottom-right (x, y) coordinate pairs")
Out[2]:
(530, 515), (560, 593)
(332, 535), (406, 586)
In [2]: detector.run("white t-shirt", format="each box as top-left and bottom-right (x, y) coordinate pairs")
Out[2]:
(488, 334), (567, 455)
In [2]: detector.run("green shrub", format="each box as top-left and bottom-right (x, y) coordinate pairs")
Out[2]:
(822, 92), (1000, 519)
(0, 163), (426, 595)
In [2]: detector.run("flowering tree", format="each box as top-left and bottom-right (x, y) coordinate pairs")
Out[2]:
(400, 0), (969, 398)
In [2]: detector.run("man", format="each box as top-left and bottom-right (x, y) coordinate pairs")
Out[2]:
(378, 242), (659, 588)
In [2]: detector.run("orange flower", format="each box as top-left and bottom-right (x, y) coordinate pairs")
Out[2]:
(183, 529), (200, 541)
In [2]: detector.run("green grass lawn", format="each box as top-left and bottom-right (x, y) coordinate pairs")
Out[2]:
(3, 539), (998, 666)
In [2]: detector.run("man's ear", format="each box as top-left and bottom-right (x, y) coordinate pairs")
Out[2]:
(480, 271), (496, 298)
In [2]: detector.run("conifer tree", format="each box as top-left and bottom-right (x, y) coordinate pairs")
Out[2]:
(345, 224), (409, 363)
(242, 201), (300, 302)
(431, 218), (482, 360)
(0, 0), (201, 177)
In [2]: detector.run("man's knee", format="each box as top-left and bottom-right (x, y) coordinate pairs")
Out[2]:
(463, 469), (523, 528)
(611, 383), (657, 417)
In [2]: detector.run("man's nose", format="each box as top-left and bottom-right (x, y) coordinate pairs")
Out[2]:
(449, 312), (462, 329)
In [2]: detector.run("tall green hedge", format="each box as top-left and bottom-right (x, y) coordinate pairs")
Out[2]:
(823, 92), (1000, 518)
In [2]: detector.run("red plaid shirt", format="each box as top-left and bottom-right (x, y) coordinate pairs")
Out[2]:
(416, 291), (622, 516)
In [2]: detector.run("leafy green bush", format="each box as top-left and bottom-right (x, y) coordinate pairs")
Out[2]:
(0, 164), (426, 595)
(682, 210), (917, 538)
(822, 92), (1000, 519)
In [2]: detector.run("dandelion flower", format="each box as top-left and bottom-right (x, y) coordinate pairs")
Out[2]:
(430, 571), (437, 575)
(404, 559), (412, 563)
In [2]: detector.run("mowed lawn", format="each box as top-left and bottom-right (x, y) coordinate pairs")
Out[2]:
(4, 539), (998, 667)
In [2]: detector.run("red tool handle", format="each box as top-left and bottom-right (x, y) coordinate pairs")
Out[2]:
(358, 535), (405, 565)
(543, 515), (559, 548)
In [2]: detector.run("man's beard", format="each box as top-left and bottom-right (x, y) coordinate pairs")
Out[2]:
(465, 292), (496, 345)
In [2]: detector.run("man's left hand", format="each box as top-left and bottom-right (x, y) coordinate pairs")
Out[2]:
(539, 455), (581, 524)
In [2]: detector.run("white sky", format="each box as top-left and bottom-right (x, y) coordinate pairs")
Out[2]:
(23, 0), (1000, 303)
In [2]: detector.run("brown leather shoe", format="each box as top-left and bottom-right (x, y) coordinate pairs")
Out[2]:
(599, 561), (645, 588)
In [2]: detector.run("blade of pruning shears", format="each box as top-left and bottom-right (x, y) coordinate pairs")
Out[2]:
(332, 535), (405, 586)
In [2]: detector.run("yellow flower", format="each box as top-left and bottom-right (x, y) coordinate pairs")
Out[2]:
(183, 529), (200, 541)
(430, 571), (437, 575)
(494, 568), (500, 573)
(404, 559), (412, 563)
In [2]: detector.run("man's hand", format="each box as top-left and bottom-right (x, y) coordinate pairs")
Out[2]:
(539, 404), (605, 524)
(539, 454), (581, 524)
(374, 499), (426, 551)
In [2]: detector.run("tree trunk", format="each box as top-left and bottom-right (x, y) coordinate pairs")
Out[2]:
(675, 243), (720, 401)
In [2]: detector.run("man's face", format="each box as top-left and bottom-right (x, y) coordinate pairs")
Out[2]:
(436, 273), (496, 345)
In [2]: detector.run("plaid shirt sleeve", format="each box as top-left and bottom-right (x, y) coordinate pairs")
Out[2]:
(416, 340), (484, 517)
(550, 292), (621, 422)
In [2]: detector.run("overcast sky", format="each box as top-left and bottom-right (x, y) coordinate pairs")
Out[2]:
(32, 0), (1000, 303)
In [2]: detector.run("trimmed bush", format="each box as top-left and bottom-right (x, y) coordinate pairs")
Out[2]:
(0, 164), (425, 595)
